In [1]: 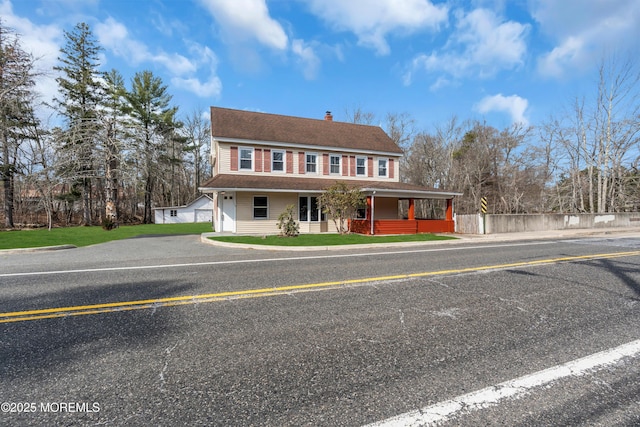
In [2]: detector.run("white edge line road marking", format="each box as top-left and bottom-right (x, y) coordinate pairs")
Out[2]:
(0, 242), (553, 278)
(365, 339), (640, 427)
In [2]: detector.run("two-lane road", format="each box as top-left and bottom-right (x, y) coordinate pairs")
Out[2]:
(1, 235), (639, 425)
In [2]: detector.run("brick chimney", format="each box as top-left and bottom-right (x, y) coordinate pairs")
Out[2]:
(324, 111), (333, 121)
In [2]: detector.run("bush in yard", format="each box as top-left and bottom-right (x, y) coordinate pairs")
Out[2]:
(277, 204), (299, 237)
(101, 217), (117, 231)
(319, 181), (366, 234)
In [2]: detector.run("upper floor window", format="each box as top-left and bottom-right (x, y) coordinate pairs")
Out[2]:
(272, 150), (285, 172)
(356, 156), (367, 176)
(306, 153), (317, 173)
(239, 147), (253, 170)
(330, 154), (341, 174)
(378, 158), (388, 177)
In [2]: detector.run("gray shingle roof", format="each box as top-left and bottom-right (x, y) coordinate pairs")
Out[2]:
(210, 107), (404, 155)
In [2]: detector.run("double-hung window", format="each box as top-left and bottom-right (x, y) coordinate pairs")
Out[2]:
(272, 150), (285, 172)
(239, 147), (253, 170)
(253, 196), (268, 219)
(306, 153), (317, 173)
(330, 154), (341, 174)
(378, 158), (388, 177)
(356, 156), (367, 176)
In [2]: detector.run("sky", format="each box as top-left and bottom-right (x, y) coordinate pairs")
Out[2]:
(4, 0), (640, 133)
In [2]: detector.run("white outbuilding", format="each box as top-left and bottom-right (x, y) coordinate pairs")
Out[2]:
(153, 195), (213, 224)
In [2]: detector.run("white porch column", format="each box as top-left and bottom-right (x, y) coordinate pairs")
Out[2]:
(370, 192), (375, 235)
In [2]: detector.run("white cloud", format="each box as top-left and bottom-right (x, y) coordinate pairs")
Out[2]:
(405, 7), (528, 86)
(475, 93), (529, 126)
(95, 17), (221, 98)
(198, 0), (288, 50)
(292, 39), (320, 80)
(172, 76), (222, 98)
(153, 52), (197, 76)
(532, 0), (640, 78)
(179, 42), (223, 98)
(95, 17), (196, 76)
(95, 17), (151, 65)
(306, 0), (448, 55)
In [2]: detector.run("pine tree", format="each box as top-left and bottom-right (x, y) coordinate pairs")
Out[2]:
(54, 22), (103, 225)
(125, 70), (179, 223)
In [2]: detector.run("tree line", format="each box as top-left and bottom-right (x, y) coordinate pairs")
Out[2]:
(1, 20), (639, 230)
(347, 54), (640, 218)
(1, 22), (211, 228)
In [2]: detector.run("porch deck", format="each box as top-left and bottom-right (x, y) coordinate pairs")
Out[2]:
(350, 219), (455, 235)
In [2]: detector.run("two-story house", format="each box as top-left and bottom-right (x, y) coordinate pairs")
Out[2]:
(199, 107), (460, 235)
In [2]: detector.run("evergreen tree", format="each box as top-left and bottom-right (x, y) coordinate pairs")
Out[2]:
(54, 22), (103, 225)
(125, 70), (179, 223)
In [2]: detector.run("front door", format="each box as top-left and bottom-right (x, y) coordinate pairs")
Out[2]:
(220, 192), (236, 232)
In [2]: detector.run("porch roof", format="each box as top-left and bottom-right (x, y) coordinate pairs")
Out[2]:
(199, 174), (461, 200)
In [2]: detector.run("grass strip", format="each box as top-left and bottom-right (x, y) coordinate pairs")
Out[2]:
(209, 233), (456, 246)
(0, 223), (213, 250)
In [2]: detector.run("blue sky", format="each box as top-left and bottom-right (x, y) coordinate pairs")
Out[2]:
(4, 0), (640, 132)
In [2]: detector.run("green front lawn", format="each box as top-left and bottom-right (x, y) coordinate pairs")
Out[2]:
(209, 233), (456, 246)
(0, 223), (213, 250)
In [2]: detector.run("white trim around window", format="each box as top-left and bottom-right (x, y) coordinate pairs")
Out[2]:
(329, 154), (341, 175)
(253, 195), (268, 219)
(272, 149), (285, 173)
(306, 152), (318, 174)
(239, 147), (254, 171)
(356, 155), (367, 176)
(377, 157), (388, 177)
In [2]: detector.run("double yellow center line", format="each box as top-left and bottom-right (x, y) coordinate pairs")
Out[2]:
(2, 250), (640, 324)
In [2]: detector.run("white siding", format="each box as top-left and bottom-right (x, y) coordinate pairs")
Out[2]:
(218, 143), (231, 174)
(216, 142), (401, 182)
(236, 192), (298, 234)
(153, 196), (213, 224)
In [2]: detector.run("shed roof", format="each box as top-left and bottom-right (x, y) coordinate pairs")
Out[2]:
(210, 107), (404, 155)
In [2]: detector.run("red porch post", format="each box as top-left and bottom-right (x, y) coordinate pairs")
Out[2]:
(408, 199), (415, 220)
(446, 198), (453, 221)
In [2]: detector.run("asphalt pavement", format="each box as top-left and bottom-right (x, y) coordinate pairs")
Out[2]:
(4, 226), (640, 254)
(201, 226), (640, 251)
(2, 226), (640, 425)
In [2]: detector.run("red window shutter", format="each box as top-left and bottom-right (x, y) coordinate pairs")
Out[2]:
(368, 157), (373, 177)
(389, 159), (394, 179)
(323, 153), (329, 175)
(264, 149), (271, 172)
(350, 156), (356, 176)
(286, 151), (293, 173)
(255, 149), (262, 172)
(342, 155), (348, 176)
(230, 146), (238, 171)
(298, 152), (305, 174)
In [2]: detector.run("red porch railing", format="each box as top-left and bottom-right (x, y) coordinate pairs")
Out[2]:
(350, 219), (454, 235)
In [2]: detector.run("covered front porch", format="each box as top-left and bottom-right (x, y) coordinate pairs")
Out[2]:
(200, 174), (461, 235)
(350, 189), (458, 235)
